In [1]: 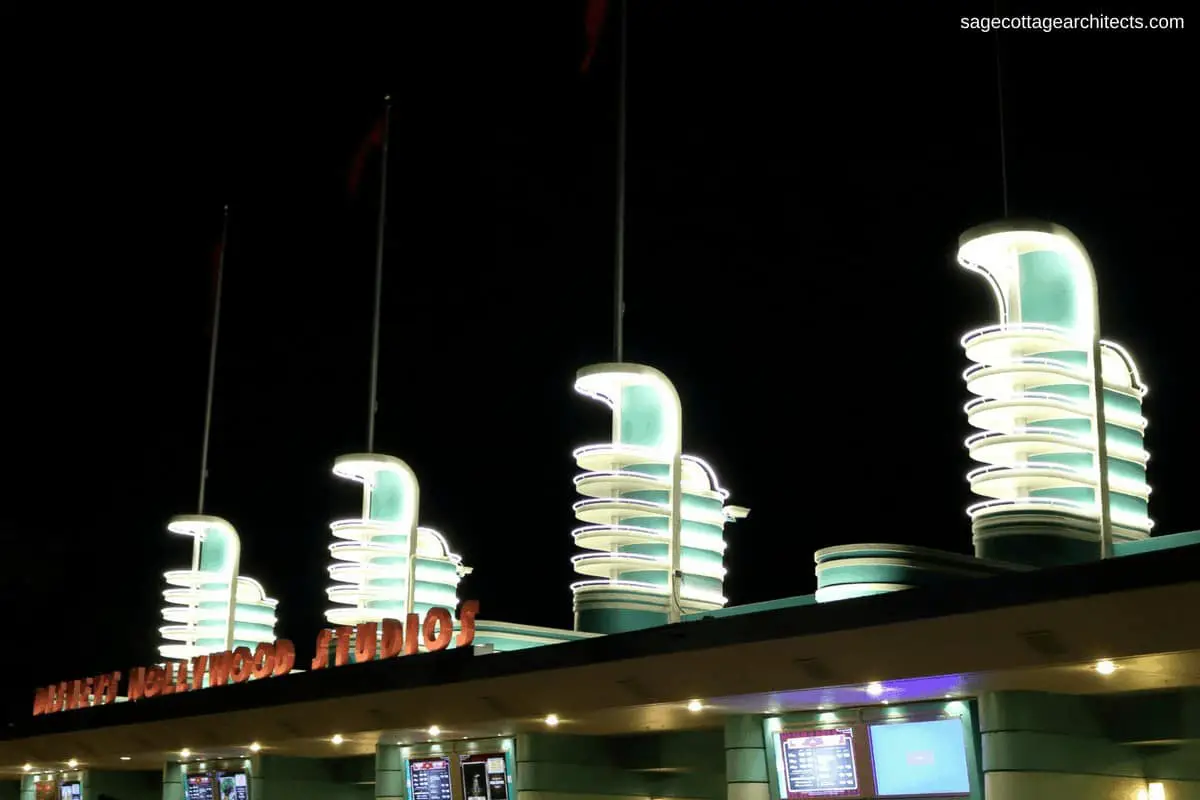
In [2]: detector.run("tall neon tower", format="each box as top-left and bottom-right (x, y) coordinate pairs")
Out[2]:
(570, 363), (748, 633)
(956, 221), (1152, 566)
(158, 515), (280, 661)
(325, 454), (471, 635)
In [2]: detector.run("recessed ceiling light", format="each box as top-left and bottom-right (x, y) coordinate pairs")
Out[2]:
(67, 760), (78, 769)
(881, 699), (889, 705)
(866, 682), (884, 696)
(686, 699), (704, 713)
(1094, 659), (1117, 675)
(331, 734), (344, 745)
(120, 757), (132, 762)
(544, 714), (559, 727)
(249, 743), (261, 753)
(180, 749), (191, 759)
(428, 726), (441, 737)
(22, 764), (32, 772)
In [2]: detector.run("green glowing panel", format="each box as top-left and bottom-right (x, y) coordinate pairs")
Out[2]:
(369, 469), (407, 522)
(1018, 250), (1082, 330)
(619, 384), (667, 449)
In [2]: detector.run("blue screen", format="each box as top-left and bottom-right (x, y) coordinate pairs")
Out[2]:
(869, 719), (970, 796)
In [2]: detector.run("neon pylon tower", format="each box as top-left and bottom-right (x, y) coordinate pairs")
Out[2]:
(956, 221), (1152, 566)
(570, 363), (748, 633)
(158, 515), (280, 661)
(325, 454), (472, 634)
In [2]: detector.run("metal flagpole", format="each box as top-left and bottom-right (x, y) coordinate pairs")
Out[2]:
(613, 0), (628, 362)
(367, 96), (393, 454)
(197, 205), (229, 518)
(993, 0), (1009, 217)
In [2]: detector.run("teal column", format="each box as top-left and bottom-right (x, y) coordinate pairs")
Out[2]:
(376, 744), (407, 800)
(725, 716), (770, 800)
(163, 763), (183, 800)
(19, 775), (34, 800)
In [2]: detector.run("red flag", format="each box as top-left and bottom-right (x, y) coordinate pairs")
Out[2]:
(348, 116), (387, 196)
(581, 0), (609, 73)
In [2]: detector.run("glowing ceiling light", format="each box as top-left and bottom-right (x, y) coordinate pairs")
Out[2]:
(427, 726), (441, 738)
(686, 699), (704, 713)
(1094, 659), (1117, 675)
(1148, 782), (1165, 800)
(120, 756), (132, 762)
(67, 760), (78, 769)
(249, 743), (261, 753)
(331, 734), (344, 745)
(180, 749), (191, 760)
(865, 682), (884, 697)
(544, 714), (560, 727)
(22, 764), (31, 772)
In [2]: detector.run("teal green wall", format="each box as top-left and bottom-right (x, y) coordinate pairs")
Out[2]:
(162, 764), (182, 800)
(725, 716), (768, 800)
(254, 755), (374, 800)
(515, 730), (724, 800)
(980, 690), (1200, 799)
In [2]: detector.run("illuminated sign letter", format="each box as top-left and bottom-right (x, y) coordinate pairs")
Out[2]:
(355, 622), (378, 663)
(273, 639), (296, 676)
(457, 600), (479, 647)
(381, 618), (404, 659)
(311, 630), (332, 670)
(250, 643), (276, 679)
(423, 608), (453, 652)
(334, 626), (352, 667)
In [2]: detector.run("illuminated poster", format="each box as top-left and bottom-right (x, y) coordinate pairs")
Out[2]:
(460, 753), (509, 800)
(35, 781), (57, 800)
(186, 774), (215, 800)
(409, 757), (453, 800)
(215, 771), (249, 800)
(779, 729), (860, 797)
(59, 784), (82, 800)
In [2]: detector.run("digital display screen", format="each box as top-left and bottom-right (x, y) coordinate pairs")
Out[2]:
(186, 774), (215, 800)
(868, 719), (970, 796)
(408, 757), (453, 800)
(778, 729), (860, 797)
(460, 753), (509, 800)
(59, 784), (82, 800)
(215, 771), (250, 800)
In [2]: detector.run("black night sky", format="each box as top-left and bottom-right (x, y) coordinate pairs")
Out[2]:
(4, 3), (1193, 725)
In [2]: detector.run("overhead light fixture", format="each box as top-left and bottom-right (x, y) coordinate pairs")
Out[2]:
(881, 699), (889, 705)
(199, 763), (207, 771)
(22, 764), (32, 772)
(686, 699), (704, 713)
(544, 714), (560, 727)
(865, 682), (884, 696)
(1148, 782), (1165, 800)
(1094, 659), (1117, 675)
(427, 726), (441, 738)
(249, 743), (261, 753)
(331, 734), (344, 745)
(120, 757), (132, 762)
(67, 760), (78, 769)
(180, 749), (191, 760)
